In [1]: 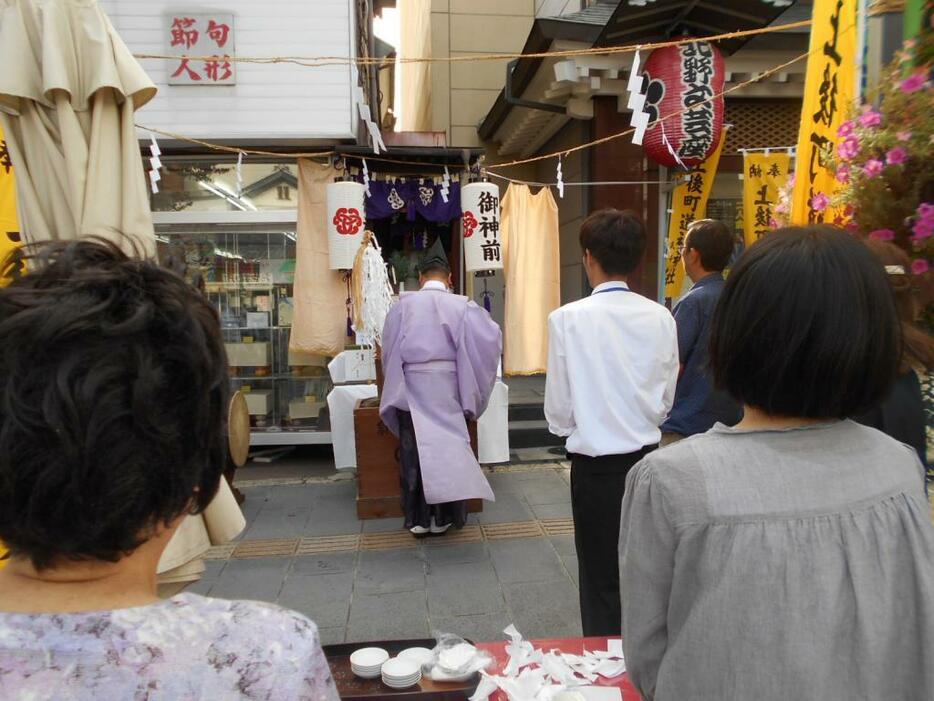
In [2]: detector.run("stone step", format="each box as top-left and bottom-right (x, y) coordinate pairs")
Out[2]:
(508, 402), (546, 422)
(508, 419), (565, 449)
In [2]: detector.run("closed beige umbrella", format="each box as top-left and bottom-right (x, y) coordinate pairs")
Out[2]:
(0, 0), (156, 255)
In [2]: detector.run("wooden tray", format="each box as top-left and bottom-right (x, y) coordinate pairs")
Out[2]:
(324, 638), (480, 701)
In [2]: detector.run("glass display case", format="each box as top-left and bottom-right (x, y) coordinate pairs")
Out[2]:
(155, 228), (333, 443)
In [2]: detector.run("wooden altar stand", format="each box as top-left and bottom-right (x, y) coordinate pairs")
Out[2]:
(353, 397), (483, 520)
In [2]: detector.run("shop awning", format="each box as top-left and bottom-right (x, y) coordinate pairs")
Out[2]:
(479, 1), (810, 158)
(597, 1), (808, 55)
(478, 2), (616, 142)
(336, 145), (485, 174)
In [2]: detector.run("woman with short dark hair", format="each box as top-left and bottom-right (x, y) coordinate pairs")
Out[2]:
(620, 226), (934, 700)
(0, 240), (339, 700)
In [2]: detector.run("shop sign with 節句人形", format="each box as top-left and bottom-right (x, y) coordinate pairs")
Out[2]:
(166, 13), (237, 85)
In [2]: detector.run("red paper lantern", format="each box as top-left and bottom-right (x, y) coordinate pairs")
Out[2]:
(641, 41), (725, 168)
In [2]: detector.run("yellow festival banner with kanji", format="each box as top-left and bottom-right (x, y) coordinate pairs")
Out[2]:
(0, 123), (21, 287)
(743, 152), (791, 248)
(664, 132), (725, 300)
(0, 124), (16, 566)
(790, 0), (858, 224)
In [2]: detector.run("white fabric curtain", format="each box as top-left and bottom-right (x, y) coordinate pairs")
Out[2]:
(502, 184), (561, 376)
(399, 0), (432, 132)
(289, 159), (348, 358)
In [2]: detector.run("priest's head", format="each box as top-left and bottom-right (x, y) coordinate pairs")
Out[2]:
(419, 237), (452, 289)
(579, 208), (646, 288)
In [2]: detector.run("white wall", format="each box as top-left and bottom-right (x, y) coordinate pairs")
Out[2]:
(101, 0), (357, 141)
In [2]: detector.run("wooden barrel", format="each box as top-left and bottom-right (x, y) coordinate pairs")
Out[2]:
(225, 391), (250, 504)
(228, 391), (250, 467)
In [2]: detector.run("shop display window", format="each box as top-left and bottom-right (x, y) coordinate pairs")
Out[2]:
(150, 159), (299, 213)
(156, 230), (332, 436)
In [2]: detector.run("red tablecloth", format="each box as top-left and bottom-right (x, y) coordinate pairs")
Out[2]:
(475, 637), (641, 701)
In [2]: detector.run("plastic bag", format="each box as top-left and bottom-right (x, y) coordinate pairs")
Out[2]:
(425, 631), (494, 682)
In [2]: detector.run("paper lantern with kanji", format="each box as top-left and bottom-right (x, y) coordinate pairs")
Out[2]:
(461, 182), (503, 273)
(326, 181), (366, 270)
(641, 41), (725, 168)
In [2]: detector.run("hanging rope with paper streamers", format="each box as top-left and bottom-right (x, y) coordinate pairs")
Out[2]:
(362, 158), (371, 197)
(132, 20), (812, 68)
(131, 48), (808, 171)
(351, 231), (395, 347)
(148, 133), (162, 194)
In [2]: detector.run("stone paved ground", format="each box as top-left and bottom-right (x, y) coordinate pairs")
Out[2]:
(184, 464), (582, 646)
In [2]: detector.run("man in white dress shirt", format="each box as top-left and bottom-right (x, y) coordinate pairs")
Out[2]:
(545, 208), (679, 636)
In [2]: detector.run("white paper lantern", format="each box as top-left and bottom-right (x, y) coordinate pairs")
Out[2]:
(326, 181), (366, 270)
(462, 182), (503, 273)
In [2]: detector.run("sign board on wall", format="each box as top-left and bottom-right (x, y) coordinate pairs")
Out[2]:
(166, 13), (236, 85)
(102, 0), (356, 140)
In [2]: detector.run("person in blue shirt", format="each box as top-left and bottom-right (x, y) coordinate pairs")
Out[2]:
(662, 219), (742, 444)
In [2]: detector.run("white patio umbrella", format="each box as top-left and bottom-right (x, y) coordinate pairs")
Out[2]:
(0, 0), (157, 256)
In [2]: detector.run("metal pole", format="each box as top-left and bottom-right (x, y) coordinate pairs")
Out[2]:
(656, 164), (669, 305)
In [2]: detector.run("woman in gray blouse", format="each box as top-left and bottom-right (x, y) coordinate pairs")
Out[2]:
(620, 226), (934, 700)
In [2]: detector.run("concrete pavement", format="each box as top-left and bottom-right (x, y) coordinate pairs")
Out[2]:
(185, 464), (583, 645)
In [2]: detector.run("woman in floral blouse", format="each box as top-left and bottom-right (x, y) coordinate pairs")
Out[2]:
(0, 240), (340, 701)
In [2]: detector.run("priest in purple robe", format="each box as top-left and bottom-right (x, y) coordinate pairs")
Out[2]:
(379, 239), (502, 536)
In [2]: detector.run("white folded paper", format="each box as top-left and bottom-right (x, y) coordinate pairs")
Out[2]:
(470, 626), (626, 701)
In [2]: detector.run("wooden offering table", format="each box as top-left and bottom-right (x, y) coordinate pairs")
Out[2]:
(354, 398), (482, 520)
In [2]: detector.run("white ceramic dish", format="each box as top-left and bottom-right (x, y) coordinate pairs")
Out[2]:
(398, 647), (434, 666)
(350, 647), (390, 668)
(353, 669), (383, 680)
(381, 657), (420, 679)
(383, 675), (422, 690)
(350, 647), (390, 679)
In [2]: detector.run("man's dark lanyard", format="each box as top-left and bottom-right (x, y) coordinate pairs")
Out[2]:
(592, 286), (633, 295)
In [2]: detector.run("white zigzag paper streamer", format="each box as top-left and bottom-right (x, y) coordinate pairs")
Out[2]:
(662, 127), (688, 171)
(362, 158), (371, 197)
(556, 156), (564, 199)
(626, 50), (649, 146)
(148, 133), (162, 194)
(440, 166), (450, 203)
(352, 65), (385, 155)
(236, 152), (244, 196)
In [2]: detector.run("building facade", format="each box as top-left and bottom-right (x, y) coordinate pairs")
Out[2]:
(102, 0), (365, 445)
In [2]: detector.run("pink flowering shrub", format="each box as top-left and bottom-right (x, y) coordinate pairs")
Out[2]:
(828, 36), (933, 280)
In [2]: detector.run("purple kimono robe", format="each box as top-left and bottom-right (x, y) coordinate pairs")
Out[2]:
(379, 286), (502, 504)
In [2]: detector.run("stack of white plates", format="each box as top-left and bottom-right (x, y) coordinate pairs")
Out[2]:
(350, 647), (389, 680)
(398, 647), (434, 666)
(381, 657), (422, 689)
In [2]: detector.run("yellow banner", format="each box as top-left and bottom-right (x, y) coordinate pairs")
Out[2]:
(0, 126), (17, 566)
(790, 0), (858, 224)
(743, 153), (791, 248)
(0, 125), (18, 564)
(664, 133), (725, 299)
(0, 124), (21, 286)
